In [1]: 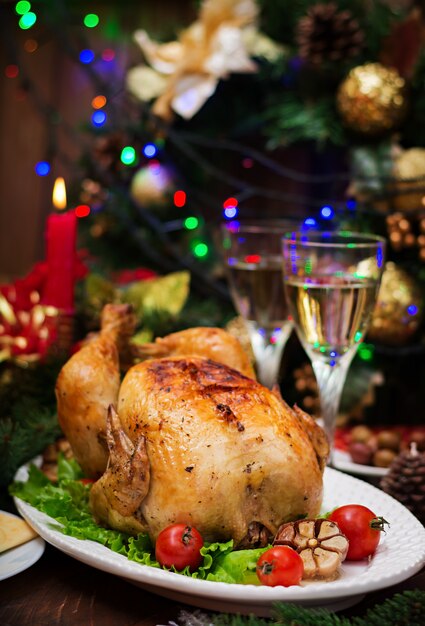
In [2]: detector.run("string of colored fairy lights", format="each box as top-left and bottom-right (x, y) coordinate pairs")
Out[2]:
(4, 0), (425, 309)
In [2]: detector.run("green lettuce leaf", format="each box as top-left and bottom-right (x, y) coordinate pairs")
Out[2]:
(9, 456), (266, 584)
(206, 546), (268, 585)
(57, 456), (84, 482)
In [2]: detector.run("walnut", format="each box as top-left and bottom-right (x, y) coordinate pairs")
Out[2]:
(273, 519), (349, 580)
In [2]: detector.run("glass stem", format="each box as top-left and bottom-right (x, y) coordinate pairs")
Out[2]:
(311, 350), (356, 467)
(246, 322), (292, 389)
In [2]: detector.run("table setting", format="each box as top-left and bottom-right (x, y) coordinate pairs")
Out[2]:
(1, 219), (425, 626)
(2, 1), (425, 624)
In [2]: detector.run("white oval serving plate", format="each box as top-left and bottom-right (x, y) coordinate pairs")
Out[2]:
(13, 464), (425, 616)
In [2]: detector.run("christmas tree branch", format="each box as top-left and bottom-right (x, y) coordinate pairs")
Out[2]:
(110, 190), (231, 302)
(172, 131), (352, 184)
(170, 590), (425, 626)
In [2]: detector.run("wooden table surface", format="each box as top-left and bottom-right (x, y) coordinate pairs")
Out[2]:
(1, 542), (424, 626)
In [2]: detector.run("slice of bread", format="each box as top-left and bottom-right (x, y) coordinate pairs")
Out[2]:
(0, 512), (38, 553)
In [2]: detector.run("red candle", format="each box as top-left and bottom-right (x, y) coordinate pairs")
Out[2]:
(42, 178), (77, 312)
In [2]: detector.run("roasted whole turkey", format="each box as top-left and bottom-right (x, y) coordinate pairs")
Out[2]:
(56, 305), (328, 548)
(56, 305), (254, 478)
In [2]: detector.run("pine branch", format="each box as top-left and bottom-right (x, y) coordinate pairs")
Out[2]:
(172, 131), (351, 184)
(0, 400), (61, 488)
(264, 94), (346, 149)
(171, 591), (425, 626)
(167, 128), (350, 209)
(351, 590), (425, 626)
(272, 602), (351, 626)
(0, 360), (64, 488)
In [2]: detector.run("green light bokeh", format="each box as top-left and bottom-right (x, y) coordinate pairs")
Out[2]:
(19, 12), (36, 29)
(84, 14), (100, 28)
(184, 217), (199, 230)
(120, 146), (136, 165)
(193, 242), (208, 258)
(16, 1), (31, 15)
(358, 344), (374, 361)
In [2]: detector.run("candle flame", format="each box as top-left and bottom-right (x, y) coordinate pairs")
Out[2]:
(53, 177), (67, 210)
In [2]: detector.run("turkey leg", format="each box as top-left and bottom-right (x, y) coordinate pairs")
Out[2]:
(90, 404), (150, 529)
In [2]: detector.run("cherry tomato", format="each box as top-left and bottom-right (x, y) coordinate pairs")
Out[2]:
(256, 546), (304, 587)
(79, 478), (94, 485)
(155, 524), (204, 572)
(329, 504), (388, 561)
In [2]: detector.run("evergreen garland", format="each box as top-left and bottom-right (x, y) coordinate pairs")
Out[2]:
(172, 590), (425, 626)
(0, 360), (64, 490)
(253, 0), (420, 149)
(264, 93), (346, 149)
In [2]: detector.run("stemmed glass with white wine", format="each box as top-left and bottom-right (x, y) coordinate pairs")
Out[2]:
(282, 231), (386, 466)
(221, 220), (299, 389)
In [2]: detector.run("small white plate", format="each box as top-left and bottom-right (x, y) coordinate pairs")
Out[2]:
(13, 464), (425, 616)
(333, 449), (388, 478)
(0, 510), (45, 581)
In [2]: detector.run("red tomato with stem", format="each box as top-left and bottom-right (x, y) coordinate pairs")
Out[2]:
(155, 524), (204, 572)
(329, 504), (388, 561)
(256, 546), (304, 587)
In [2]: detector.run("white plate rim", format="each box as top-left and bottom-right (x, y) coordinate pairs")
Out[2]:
(12, 463), (425, 609)
(0, 510), (45, 582)
(333, 449), (388, 477)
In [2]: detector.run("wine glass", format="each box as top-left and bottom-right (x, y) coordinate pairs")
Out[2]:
(282, 231), (386, 466)
(221, 220), (298, 388)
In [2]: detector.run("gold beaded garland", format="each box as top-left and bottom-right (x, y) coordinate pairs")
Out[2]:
(386, 210), (425, 260)
(404, 233), (416, 247)
(368, 262), (423, 345)
(336, 63), (406, 135)
(386, 212), (413, 251)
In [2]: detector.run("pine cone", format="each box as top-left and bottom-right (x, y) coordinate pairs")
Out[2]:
(380, 444), (425, 525)
(296, 3), (364, 65)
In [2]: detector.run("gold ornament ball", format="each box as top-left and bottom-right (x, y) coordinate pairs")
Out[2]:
(130, 164), (174, 207)
(337, 63), (406, 135)
(368, 262), (423, 345)
(391, 148), (425, 212)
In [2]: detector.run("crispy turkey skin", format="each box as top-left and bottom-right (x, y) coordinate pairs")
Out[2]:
(132, 326), (255, 379)
(56, 304), (136, 477)
(89, 356), (327, 546)
(56, 311), (255, 478)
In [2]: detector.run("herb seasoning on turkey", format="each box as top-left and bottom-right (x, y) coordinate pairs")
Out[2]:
(57, 305), (329, 547)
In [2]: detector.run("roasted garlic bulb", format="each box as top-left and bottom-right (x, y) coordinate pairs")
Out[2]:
(274, 519), (349, 580)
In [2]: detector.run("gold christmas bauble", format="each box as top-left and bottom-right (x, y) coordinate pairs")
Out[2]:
(368, 262), (423, 345)
(336, 63), (406, 136)
(130, 163), (174, 207)
(391, 148), (425, 212)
